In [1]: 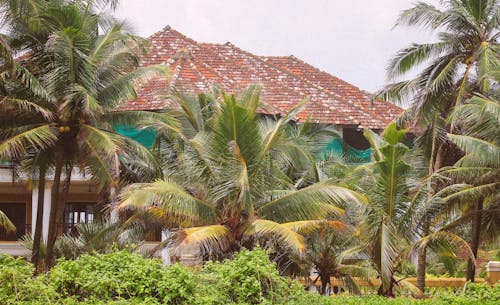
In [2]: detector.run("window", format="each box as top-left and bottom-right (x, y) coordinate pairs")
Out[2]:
(64, 202), (95, 234)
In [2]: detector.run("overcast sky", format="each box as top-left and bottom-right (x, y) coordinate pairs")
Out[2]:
(115, 0), (439, 93)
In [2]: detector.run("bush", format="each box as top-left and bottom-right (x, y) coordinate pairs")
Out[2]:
(0, 250), (497, 305)
(463, 282), (500, 301)
(0, 255), (57, 305)
(201, 248), (305, 304)
(50, 251), (164, 300)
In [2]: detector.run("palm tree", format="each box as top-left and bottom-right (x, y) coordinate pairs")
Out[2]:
(357, 123), (422, 297)
(119, 88), (364, 259)
(304, 222), (373, 295)
(0, 25), (17, 237)
(378, 0), (499, 292)
(444, 93), (500, 281)
(0, 0), (170, 268)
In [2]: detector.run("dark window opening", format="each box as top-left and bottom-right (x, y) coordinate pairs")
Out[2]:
(0, 202), (27, 241)
(342, 128), (370, 150)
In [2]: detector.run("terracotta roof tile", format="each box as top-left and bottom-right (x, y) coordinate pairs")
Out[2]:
(120, 26), (402, 128)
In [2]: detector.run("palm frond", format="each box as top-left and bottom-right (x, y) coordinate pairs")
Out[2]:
(175, 225), (231, 255)
(0, 124), (57, 161)
(119, 179), (216, 224)
(387, 42), (450, 79)
(0, 210), (15, 232)
(259, 182), (363, 222)
(245, 219), (307, 253)
(448, 133), (500, 166)
(0, 97), (54, 121)
(281, 220), (347, 234)
(394, 2), (445, 30)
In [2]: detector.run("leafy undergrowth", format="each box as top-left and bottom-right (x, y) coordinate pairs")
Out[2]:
(0, 250), (497, 305)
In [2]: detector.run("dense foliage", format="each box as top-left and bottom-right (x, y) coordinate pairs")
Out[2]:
(119, 88), (362, 258)
(1, 250), (497, 305)
(0, 0), (498, 302)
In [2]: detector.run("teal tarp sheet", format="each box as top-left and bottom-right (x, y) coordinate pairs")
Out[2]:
(115, 125), (156, 148)
(322, 138), (372, 163)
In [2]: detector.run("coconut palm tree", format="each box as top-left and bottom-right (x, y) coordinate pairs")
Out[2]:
(119, 88), (364, 259)
(304, 222), (373, 295)
(378, 0), (500, 291)
(0, 0), (171, 268)
(358, 123), (423, 297)
(443, 93), (500, 280)
(0, 25), (17, 236)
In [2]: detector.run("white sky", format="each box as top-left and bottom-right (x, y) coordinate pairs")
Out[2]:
(115, 0), (439, 93)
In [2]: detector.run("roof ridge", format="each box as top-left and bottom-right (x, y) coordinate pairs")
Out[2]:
(147, 25), (200, 46)
(152, 26), (236, 91)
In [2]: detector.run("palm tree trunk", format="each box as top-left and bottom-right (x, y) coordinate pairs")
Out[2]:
(416, 217), (429, 293)
(320, 272), (330, 295)
(31, 166), (46, 274)
(45, 153), (64, 268)
(416, 144), (444, 292)
(377, 278), (395, 297)
(466, 198), (483, 282)
(56, 165), (73, 231)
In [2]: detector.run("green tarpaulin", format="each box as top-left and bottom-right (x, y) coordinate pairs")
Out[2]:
(322, 138), (372, 163)
(114, 126), (370, 163)
(115, 126), (156, 148)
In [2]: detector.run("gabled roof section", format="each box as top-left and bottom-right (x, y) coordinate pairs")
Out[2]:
(121, 26), (402, 128)
(261, 55), (403, 126)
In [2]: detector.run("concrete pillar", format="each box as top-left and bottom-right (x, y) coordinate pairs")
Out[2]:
(42, 185), (51, 241)
(486, 261), (500, 285)
(31, 188), (38, 235)
(161, 230), (172, 265)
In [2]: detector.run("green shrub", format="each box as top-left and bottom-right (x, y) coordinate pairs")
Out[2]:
(201, 248), (305, 304)
(156, 263), (198, 304)
(0, 255), (57, 305)
(0, 255), (34, 302)
(463, 282), (500, 301)
(49, 251), (164, 300)
(1, 250), (496, 305)
(48, 251), (202, 304)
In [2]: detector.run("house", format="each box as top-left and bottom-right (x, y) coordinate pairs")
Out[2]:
(0, 26), (402, 256)
(123, 26), (402, 151)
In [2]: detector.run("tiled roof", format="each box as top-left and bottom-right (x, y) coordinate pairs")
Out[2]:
(121, 26), (402, 129)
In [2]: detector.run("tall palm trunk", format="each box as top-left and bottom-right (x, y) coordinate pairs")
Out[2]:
(416, 144), (444, 293)
(45, 153), (64, 268)
(416, 218), (429, 293)
(31, 166), (46, 274)
(467, 198), (483, 282)
(57, 165), (73, 231)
